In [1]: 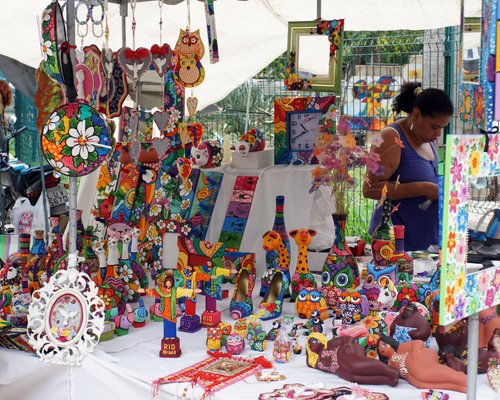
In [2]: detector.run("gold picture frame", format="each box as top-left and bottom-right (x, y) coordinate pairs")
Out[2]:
(285, 20), (344, 93)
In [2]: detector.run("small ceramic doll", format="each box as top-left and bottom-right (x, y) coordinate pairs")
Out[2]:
(140, 270), (200, 357)
(206, 326), (223, 352)
(233, 317), (248, 339)
(273, 328), (291, 363)
(266, 318), (282, 341)
(225, 332), (245, 355)
(291, 338), (302, 354)
(248, 320), (266, 352)
(390, 302), (432, 347)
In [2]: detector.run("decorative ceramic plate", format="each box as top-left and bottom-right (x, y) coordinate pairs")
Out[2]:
(41, 103), (112, 177)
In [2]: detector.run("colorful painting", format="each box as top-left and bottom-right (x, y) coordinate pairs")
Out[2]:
(440, 134), (500, 324)
(479, 0), (496, 130)
(343, 75), (400, 131)
(41, 103), (112, 177)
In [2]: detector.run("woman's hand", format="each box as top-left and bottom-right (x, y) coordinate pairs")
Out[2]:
(421, 182), (439, 202)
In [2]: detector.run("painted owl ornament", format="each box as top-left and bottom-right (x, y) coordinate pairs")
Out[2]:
(362, 262), (398, 311)
(225, 332), (245, 355)
(338, 289), (369, 325)
(174, 29), (205, 88)
(233, 317), (248, 339)
(295, 288), (329, 320)
(248, 320), (267, 352)
(206, 327), (222, 352)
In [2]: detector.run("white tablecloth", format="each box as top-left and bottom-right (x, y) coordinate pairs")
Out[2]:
(0, 291), (496, 400)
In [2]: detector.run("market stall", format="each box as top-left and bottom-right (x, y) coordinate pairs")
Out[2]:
(1, 1), (500, 400)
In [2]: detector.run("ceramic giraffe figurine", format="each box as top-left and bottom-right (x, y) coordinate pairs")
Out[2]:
(130, 227), (148, 289)
(262, 230), (290, 298)
(289, 229), (317, 302)
(118, 232), (141, 303)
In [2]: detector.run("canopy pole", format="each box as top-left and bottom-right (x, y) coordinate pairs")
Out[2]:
(316, 0), (321, 19)
(121, 0), (128, 48)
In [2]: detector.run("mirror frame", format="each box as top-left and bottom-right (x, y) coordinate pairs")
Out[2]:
(285, 20), (344, 93)
(440, 134), (500, 325)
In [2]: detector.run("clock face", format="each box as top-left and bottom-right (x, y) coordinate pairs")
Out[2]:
(288, 111), (322, 151)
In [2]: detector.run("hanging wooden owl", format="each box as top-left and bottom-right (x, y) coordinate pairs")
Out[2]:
(233, 317), (248, 339)
(206, 327), (223, 352)
(225, 332), (245, 355)
(338, 290), (369, 325)
(295, 288), (329, 320)
(174, 29), (205, 88)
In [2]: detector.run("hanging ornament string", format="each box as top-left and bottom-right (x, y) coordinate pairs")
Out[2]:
(186, 0), (191, 31)
(104, 0), (109, 48)
(158, 0), (163, 45)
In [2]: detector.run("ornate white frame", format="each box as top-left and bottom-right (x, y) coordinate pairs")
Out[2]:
(28, 269), (105, 365)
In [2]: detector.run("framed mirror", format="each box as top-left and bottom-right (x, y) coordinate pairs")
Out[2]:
(284, 20), (344, 93)
(440, 134), (500, 325)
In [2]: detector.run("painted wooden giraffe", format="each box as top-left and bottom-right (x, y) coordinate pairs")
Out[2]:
(289, 229), (317, 302)
(262, 230), (290, 298)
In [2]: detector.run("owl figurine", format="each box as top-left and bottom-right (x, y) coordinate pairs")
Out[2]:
(295, 288), (329, 320)
(225, 332), (245, 355)
(218, 322), (232, 347)
(362, 262), (398, 306)
(248, 320), (267, 352)
(233, 317), (248, 339)
(206, 327), (222, 352)
(338, 290), (369, 325)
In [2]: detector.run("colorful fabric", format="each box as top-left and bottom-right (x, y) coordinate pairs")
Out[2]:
(152, 354), (266, 399)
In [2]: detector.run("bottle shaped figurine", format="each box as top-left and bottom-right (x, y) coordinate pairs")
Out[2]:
(371, 198), (394, 266)
(390, 225), (413, 282)
(261, 195), (291, 296)
(30, 230), (48, 256)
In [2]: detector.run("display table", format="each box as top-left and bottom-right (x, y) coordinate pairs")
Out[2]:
(0, 291), (496, 400)
(204, 163), (332, 270)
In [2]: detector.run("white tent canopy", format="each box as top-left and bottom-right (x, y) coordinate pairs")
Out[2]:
(0, 0), (464, 109)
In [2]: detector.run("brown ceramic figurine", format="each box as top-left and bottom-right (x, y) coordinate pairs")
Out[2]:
(306, 332), (399, 387)
(390, 302), (431, 344)
(377, 336), (467, 393)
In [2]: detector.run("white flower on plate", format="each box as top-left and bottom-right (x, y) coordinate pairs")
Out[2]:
(44, 112), (60, 133)
(48, 158), (70, 175)
(179, 180), (192, 197)
(180, 199), (190, 210)
(66, 120), (99, 160)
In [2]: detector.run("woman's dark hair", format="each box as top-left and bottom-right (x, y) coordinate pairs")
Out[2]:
(392, 81), (453, 117)
(377, 335), (400, 364)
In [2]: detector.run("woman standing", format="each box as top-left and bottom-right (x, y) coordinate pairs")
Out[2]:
(363, 82), (453, 251)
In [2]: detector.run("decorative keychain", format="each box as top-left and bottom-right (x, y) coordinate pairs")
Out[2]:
(116, 0), (152, 163)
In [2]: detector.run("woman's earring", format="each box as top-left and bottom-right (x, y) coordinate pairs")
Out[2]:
(410, 123), (414, 132)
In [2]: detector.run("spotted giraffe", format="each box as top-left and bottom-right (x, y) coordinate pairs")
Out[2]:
(289, 229), (317, 302)
(262, 230), (290, 298)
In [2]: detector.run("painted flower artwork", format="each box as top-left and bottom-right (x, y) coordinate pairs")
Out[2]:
(41, 103), (112, 177)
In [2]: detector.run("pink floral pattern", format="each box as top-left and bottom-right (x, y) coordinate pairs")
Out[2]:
(441, 134), (500, 324)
